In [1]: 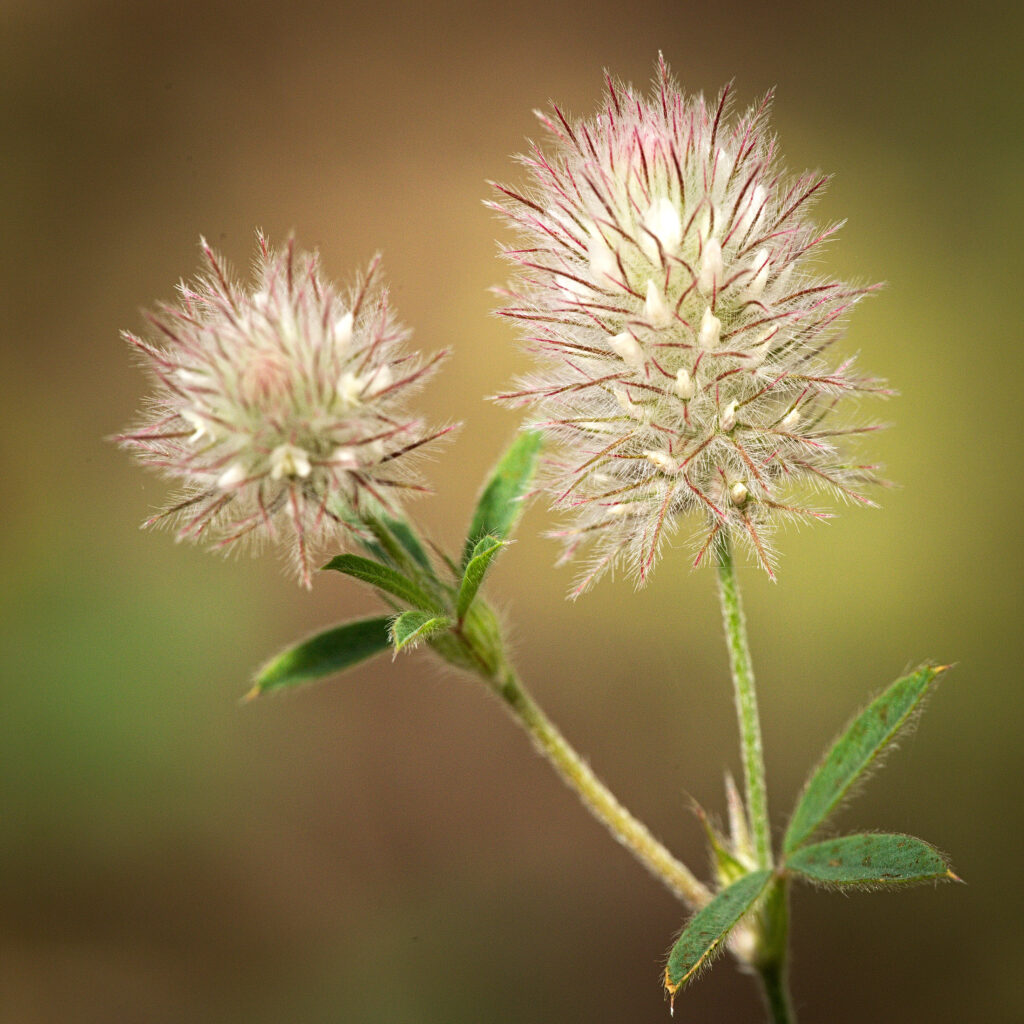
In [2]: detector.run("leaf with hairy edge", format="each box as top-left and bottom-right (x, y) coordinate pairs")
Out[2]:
(391, 610), (452, 653)
(787, 833), (956, 889)
(323, 554), (439, 611)
(783, 665), (948, 854)
(664, 870), (772, 1004)
(247, 617), (391, 697)
(456, 536), (505, 619)
(462, 430), (543, 568)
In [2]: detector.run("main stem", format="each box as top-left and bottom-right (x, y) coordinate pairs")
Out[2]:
(714, 532), (795, 1023)
(489, 662), (710, 909)
(759, 955), (796, 1024)
(714, 533), (772, 869)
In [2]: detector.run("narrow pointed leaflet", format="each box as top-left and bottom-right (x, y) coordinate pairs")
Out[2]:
(784, 665), (947, 854)
(461, 430), (543, 568)
(786, 833), (954, 889)
(378, 512), (434, 572)
(323, 554), (440, 612)
(456, 536), (505, 620)
(664, 870), (772, 1005)
(249, 616), (392, 697)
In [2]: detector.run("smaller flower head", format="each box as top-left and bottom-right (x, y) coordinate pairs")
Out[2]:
(491, 59), (888, 594)
(119, 233), (450, 586)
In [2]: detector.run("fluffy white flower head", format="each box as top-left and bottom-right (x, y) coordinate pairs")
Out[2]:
(491, 59), (887, 594)
(120, 233), (450, 586)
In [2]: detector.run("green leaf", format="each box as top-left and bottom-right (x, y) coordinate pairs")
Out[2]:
(248, 616), (391, 697)
(723, 771), (755, 865)
(462, 430), (543, 568)
(783, 665), (948, 854)
(693, 801), (750, 888)
(380, 513), (433, 573)
(331, 506), (432, 575)
(331, 506), (390, 565)
(456, 536), (505, 619)
(664, 869), (772, 1000)
(787, 833), (955, 889)
(391, 610), (452, 653)
(323, 554), (439, 611)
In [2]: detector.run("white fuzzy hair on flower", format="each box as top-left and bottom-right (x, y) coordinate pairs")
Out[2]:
(120, 233), (451, 586)
(491, 57), (888, 594)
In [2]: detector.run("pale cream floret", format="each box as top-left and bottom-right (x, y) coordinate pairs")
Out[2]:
(176, 367), (209, 387)
(780, 408), (801, 431)
(644, 449), (679, 475)
(330, 446), (359, 469)
(699, 306), (722, 350)
(644, 279), (673, 328)
(613, 385), (646, 420)
(697, 238), (723, 295)
(364, 363), (393, 396)
(747, 327), (777, 366)
(608, 331), (645, 368)
(712, 147), (733, 198)
(674, 367), (695, 400)
(337, 370), (364, 409)
(744, 249), (771, 300)
(216, 462), (248, 490)
(695, 205), (718, 247)
(269, 444), (312, 480)
(729, 480), (749, 506)
(734, 185), (766, 241)
(333, 311), (354, 349)
(720, 399), (739, 432)
(640, 197), (683, 261)
(587, 225), (619, 286)
(181, 408), (213, 443)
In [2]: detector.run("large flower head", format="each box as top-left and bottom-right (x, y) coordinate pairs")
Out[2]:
(120, 233), (450, 586)
(492, 59), (887, 594)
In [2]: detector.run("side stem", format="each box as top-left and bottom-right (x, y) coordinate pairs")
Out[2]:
(489, 662), (711, 909)
(714, 532), (772, 868)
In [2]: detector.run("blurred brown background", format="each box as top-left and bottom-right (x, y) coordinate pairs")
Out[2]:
(2, 1), (1020, 1021)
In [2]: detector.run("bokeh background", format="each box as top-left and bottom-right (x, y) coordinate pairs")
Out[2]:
(2, 1), (1020, 1021)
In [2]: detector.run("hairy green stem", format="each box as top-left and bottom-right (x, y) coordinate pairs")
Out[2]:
(489, 663), (711, 909)
(751, 879), (795, 1022)
(757, 962), (794, 1019)
(759, 960), (795, 1024)
(714, 534), (796, 1020)
(715, 533), (772, 869)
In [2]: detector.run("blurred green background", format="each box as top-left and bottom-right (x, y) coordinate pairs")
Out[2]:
(2, 1), (1020, 1020)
